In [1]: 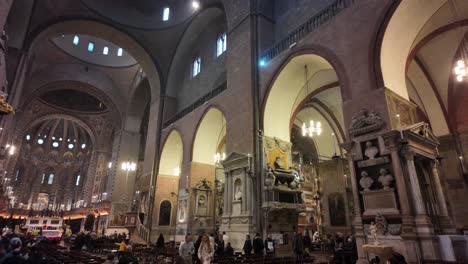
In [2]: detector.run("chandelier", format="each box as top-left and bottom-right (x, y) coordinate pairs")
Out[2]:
(302, 120), (322, 137)
(454, 60), (467, 82)
(214, 152), (226, 164)
(301, 65), (322, 138)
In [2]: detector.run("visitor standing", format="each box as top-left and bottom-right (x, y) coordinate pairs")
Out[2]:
(156, 233), (165, 250)
(253, 233), (264, 256)
(292, 232), (304, 263)
(179, 234), (195, 264)
(197, 235), (214, 264)
(243, 235), (252, 255)
(264, 234), (275, 256)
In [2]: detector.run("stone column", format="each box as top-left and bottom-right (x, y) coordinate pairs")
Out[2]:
(431, 160), (456, 234)
(430, 161), (448, 216)
(404, 150), (439, 260)
(389, 146), (412, 216)
(223, 171), (229, 215)
(342, 143), (366, 264)
(405, 151), (427, 215)
(388, 143), (421, 264)
(242, 172), (248, 214)
(227, 171), (232, 215)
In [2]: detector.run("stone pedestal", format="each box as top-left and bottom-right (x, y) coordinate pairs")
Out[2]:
(232, 200), (241, 216)
(361, 189), (399, 216)
(362, 244), (393, 263)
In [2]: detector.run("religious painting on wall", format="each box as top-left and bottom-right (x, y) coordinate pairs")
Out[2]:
(178, 199), (187, 223)
(328, 192), (346, 226)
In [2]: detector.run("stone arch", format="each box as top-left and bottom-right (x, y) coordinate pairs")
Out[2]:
(126, 78), (151, 132)
(21, 79), (122, 129)
(378, 0), (468, 136)
(26, 19), (161, 100)
(262, 52), (345, 146)
(158, 130), (183, 177)
(192, 107), (226, 165)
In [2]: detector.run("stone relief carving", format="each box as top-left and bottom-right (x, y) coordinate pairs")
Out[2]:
(388, 224), (401, 236)
(349, 109), (384, 136)
(359, 171), (373, 191)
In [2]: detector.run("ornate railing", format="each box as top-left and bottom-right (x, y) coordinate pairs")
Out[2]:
(136, 215), (149, 243)
(260, 0), (356, 63)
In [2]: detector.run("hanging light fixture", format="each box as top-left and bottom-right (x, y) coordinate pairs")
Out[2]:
(301, 65), (322, 137)
(214, 152), (226, 164)
(451, 0), (467, 82)
(454, 60), (467, 82)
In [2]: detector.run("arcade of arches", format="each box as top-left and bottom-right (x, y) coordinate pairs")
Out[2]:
(1, 0), (468, 262)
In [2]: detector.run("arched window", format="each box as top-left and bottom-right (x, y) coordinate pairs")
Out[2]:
(73, 35), (79, 45)
(192, 57), (201, 77)
(162, 7), (170, 21)
(159, 200), (172, 226)
(216, 32), (227, 57)
(48, 174), (54, 185)
(75, 175), (81, 186)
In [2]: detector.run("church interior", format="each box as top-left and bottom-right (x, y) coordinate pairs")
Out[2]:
(0, 0), (468, 263)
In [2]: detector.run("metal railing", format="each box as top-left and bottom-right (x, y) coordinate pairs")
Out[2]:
(260, 0), (356, 63)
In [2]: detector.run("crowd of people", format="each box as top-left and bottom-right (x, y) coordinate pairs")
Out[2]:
(0, 223), (410, 264)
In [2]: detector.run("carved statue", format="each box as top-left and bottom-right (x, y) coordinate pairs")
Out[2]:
(272, 157), (296, 187)
(375, 213), (388, 235)
(234, 186), (242, 201)
(369, 221), (378, 245)
(264, 164), (275, 186)
(312, 231), (320, 242)
(364, 141), (379, 159)
(378, 168), (394, 189)
(359, 171), (374, 191)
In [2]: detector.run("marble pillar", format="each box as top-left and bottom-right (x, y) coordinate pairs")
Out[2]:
(345, 148), (367, 264)
(431, 161), (456, 234)
(404, 150), (439, 260)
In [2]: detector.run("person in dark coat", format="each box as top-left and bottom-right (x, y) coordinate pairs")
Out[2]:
(2, 237), (26, 264)
(156, 233), (165, 249)
(215, 234), (224, 257)
(252, 233), (264, 256)
(193, 235), (203, 264)
(242, 235), (252, 255)
(292, 232), (304, 263)
(224, 242), (234, 256)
